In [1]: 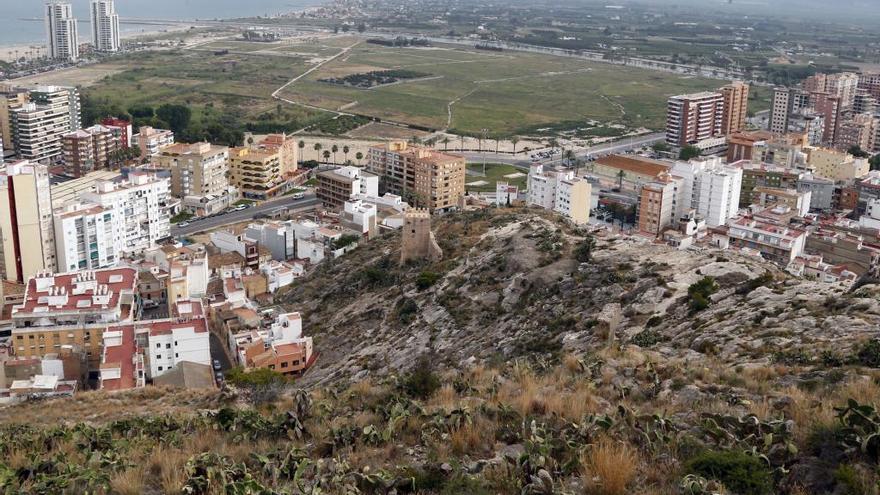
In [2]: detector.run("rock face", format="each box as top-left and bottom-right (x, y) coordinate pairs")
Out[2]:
(277, 209), (880, 387)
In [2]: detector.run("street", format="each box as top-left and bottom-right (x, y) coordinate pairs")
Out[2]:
(171, 193), (320, 237)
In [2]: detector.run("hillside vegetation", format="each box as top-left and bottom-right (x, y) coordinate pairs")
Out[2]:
(2, 208), (880, 494)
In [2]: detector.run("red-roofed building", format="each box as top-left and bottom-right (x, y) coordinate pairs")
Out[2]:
(238, 312), (314, 376)
(99, 325), (144, 391)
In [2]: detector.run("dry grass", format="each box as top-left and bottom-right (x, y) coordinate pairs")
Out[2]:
(110, 467), (146, 495)
(149, 447), (188, 494)
(581, 438), (638, 495)
(450, 418), (495, 455)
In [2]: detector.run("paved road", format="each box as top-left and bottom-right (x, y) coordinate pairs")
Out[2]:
(171, 194), (320, 237)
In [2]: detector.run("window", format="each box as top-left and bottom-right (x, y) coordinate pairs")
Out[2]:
(166, 343), (171, 349)
(175, 353), (179, 358)
(156, 343), (161, 348)
(281, 362), (288, 368)
(156, 354), (161, 359)
(158, 366), (163, 371)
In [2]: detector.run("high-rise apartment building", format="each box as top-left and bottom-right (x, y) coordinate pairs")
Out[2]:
(859, 72), (880, 101)
(671, 157), (742, 227)
(79, 172), (171, 255)
(0, 161), (56, 283)
(228, 146), (284, 201)
(11, 86), (81, 162)
(90, 0), (120, 52)
(45, 1), (79, 62)
(834, 113), (877, 153)
(665, 92), (724, 147)
(720, 81), (750, 135)
(367, 142), (465, 212)
(637, 173), (684, 237)
(0, 86), (29, 159)
(153, 142), (229, 199)
(526, 165), (592, 225)
(132, 126), (174, 157)
(769, 87), (810, 134)
(53, 202), (120, 271)
(62, 124), (120, 177)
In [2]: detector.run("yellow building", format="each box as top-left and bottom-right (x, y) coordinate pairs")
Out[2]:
(0, 85), (29, 157)
(367, 142), (465, 212)
(0, 161), (56, 283)
(228, 147), (284, 200)
(806, 147), (870, 182)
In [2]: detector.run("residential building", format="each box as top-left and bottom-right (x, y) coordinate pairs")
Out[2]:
(400, 208), (443, 264)
(811, 93), (843, 144)
(720, 81), (750, 135)
(341, 200), (378, 237)
(736, 161), (804, 208)
(99, 117), (132, 148)
(53, 203), (120, 272)
(11, 268), (137, 367)
(11, 86), (81, 162)
(853, 92), (877, 115)
(244, 221), (296, 262)
(89, 0), (120, 52)
(770, 87), (803, 134)
(724, 210), (807, 264)
(787, 255), (858, 285)
(665, 91), (724, 148)
(181, 187), (239, 217)
(261, 260), (303, 293)
(806, 72), (860, 109)
(834, 113), (876, 152)
(0, 86), (29, 158)
(154, 142), (229, 199)
(79, 172), (171, 255)
(132, 126), (174, 157)
(494, 181), (519, 207)
(251, 133), (298, 176)
(316, 166), (379, 209)
(61, 125), (120, 177)
(797, 175), (836, 211)
(239, 312), (313, 376)
(367, 142), (465, 212)
(526, 164), (592, 224)
(859, 72), (880, 101)
(99, 325), (145, 391)
(45, 1), (79, 62)
(228, 146), (285, 200)
(49, 169), (121, 207)
(140, 300), (210, 379)
(806, 147), (869, 182)
(637, 173), (683, 237)
(0, 161), (56, 283)
(750, 187), (812, 217)
(727, 130), (774, 163)
(806, 227), (880, 276)
(670, 157), (742, 227)
(856, 173), (880, 214)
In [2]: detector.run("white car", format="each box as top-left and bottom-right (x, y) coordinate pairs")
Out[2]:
(292, 192), (305, 200)
(178, 221), (190, 227)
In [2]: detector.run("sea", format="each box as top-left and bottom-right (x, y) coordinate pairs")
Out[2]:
(0, 0), (323, 46)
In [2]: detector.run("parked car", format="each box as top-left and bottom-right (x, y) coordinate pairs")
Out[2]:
(213, 359), (222, 371)
(292, 192), (305, 200)
(178, 221), (190, 227)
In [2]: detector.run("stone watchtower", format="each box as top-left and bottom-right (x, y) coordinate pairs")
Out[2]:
(400, 208), (443, 265)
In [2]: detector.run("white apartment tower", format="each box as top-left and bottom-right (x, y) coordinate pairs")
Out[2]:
(670, 157), (742, 228)
(45, 2), (79, 62)
(90, 0), (120, 52)
(54, 203), (121, 272)
(11, 86), (82, 162)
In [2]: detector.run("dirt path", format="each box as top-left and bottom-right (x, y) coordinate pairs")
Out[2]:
(446, 88), (479, 130)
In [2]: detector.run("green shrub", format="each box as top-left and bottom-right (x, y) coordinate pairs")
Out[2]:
(574, 236), (596, 262)
(631, 329), (663, 347)
(685, 450), (773, 495)
(415, 271), (441, 290)
(226, 367), (290, 387)
(834, 464), (871, 495)
(396, 297), (419, 324)
(688, 277), (718, 312)
(645, 315), (663, 328)
(400, 357), (441, 399)
(857, 339), (880, 367)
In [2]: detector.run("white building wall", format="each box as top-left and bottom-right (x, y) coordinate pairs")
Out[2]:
(147, 327), (210, 378)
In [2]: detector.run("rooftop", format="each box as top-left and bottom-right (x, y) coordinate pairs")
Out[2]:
(595, 154), (670, 177)
(14, 268), (137, 317)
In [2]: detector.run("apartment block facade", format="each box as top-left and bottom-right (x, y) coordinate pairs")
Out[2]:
(228, 146), (284, 200)
(132, 126), (174, 157)
(11, 86), (81, 162)
(526, 164), (592, 224)
(367, 142), (465, 212)
(0, 161), (57, 283)
(61, 124), (120, 177)
(45, 1), (79, 62)
(720, 81), (750, 135)
(90, 0), (120, 52)
(316, 166), (379, 210)
(666, 91), (724, 148)
(154, 142), (229, 199)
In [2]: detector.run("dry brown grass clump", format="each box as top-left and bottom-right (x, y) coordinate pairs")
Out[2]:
(450, 417), (496, 455)
(581, 438), (638, 495)
(110, 467), (146, 495)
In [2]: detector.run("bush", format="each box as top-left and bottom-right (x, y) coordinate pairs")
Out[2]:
(631, 329), (663, 347)
(396, 297), (419, 324)
(645, 316), (663, 328)
(688, 277), (718, 312)
(574, 235), (596, 263)
(225, 367), (289, 388)
(415, 271), (441, 291)
(685, 451), (773, 495)
(400, 357), (441, 399)
(857, 339), (880, 367)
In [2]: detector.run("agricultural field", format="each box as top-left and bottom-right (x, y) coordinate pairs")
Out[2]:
(276, 39), (731, 136)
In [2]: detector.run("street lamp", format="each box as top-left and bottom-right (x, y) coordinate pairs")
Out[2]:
(480, 128), (489, 175)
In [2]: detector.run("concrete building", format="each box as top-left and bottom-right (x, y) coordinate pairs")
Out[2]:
(0, 161), (56, 283)
(367, 142), (465, 212)
(238, 312), (313, 376)
(797, 175), (836, 211)
(724, 211), (807, 264)
(400, 208), (443, 264)
(228, 146), (285, 200)
(736, 162), (804, 207)
(11, 268), (138, 368)
(750, 187), (812, 217)
(140, 300), (210, 379)
(61, 125), (119, 177)
(727, 130), (774, 163)
(45, 1), (79, 62)
(251, 133), (298, 176)
(637, 173), (684, 237)
(859, 72), (880, 101)
(834, 113), (876, 153)
(316, 166), (379, 210)
(341, 200), (378, 237)
(11, 86), (81, 163)
(670, 157), (742, 227)
(720, 81), (750, 135)
(807, 147), (869, 182)
(53, 203), (120, 272)
(132, 126), (174, 157)
(79, 172), (171, 255)
(806, 227), (880, 276)
(0, 86), (29, 159)
(527, 165), (592, 224)
(154, 142), (229, 199)
(807, 72), (860, 109)
(666, 91), (725, 148)
(244, 221), (295, 262)
(89, 0), (120, 52)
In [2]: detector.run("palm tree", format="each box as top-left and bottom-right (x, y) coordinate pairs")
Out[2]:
(355, 151), (364, 164)
(442, 137), (450, 151)
(342, 145), (350, 163)
(548, 138), (559, 156)
(409, 135), (422, 146)
(564, 149), (575, 166)
(323, 150), (331, 163)
(511, 136), (520, 155)
(617, 169), (626, 190)
(331, 144), (339, 163)
(459, 135), (464, 151)
(313, 143), (322, 161)
(298, 140), (305, 164)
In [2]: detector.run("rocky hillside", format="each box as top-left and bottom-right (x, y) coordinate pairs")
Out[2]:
(3, 207), (880, 494)
(280, 208), (880, 387)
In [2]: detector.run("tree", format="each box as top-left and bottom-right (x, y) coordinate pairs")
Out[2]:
(127, 104), (154, 119)
(322, 150), (331, 162)
(342, 145), (350, 163)
(548, 138), (559, 155)
(652, 142), (670, 154)
(355, 151), (364, 164)
(574, 235), (596, 262)
(617, 169), (626, 189)
(313, 143), (322, 161)
(564, 149), (575, 166)
(156, 104), (191, 134)
(679, 145), (701, 161)
(849, 145), (870, 158)
(331, 144), (339, 163)
(298, 140), (305, 163)
(442, 137), (450, 151)
(511, 136), (520, 155)
(357, 23), (366, 33)
(871, 154), (880, 171)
